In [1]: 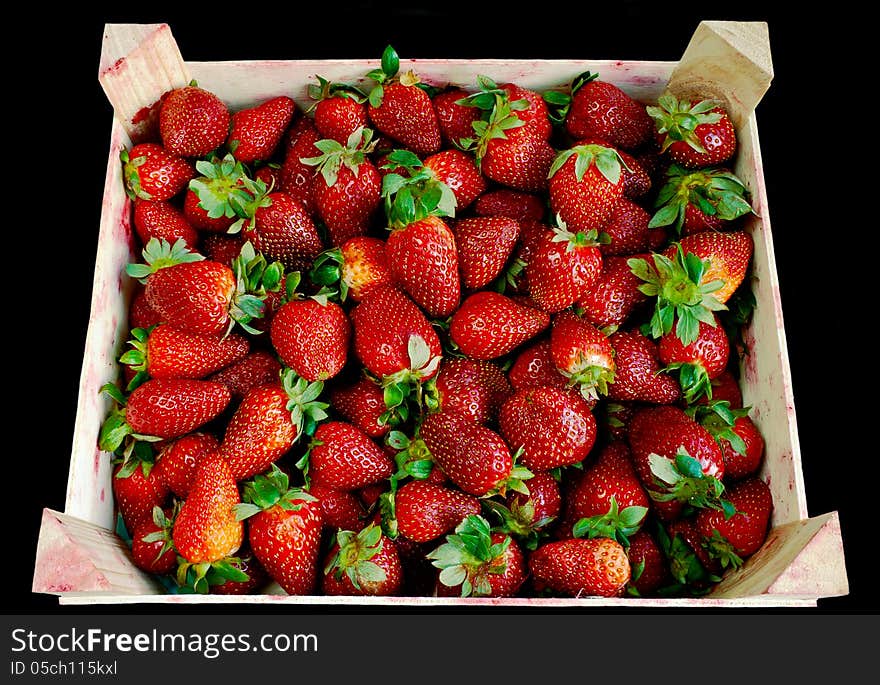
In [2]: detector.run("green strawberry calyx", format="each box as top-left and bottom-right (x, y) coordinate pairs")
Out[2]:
(541, 71), (598, 125)
(118, 326), (155, 392)
(188, 154), (259, 234)
(550, 215), (609, 254)
(628, 244), (727, 346)
(323, 523), (388, 591)
(648, 449), (735, 518)
(646, 94), (725, 154)
(649, 165), (754, 235)
(387, 430), (435, 483)
(120, 147), (153, 201)
(381, 149), (458, 228)
(459, 85), (529, 165)
(366, 45), (429, 108)
(483, 446), (533, 500)
(139, 505), (177, 564)
(126, 237), (204, 284)
(686, 400), (752, 457)
(483, 489), (556, 552)
(559, 344), (616, 403)
(97, 383), (162, 460)
(655, 522), (722, 594)
(234, 463), (318, 521)
(227, 241), (285, 336)
(548, 142), (627, 185)
(300, 126), (378, 188)
(426, 515), (512, 597)
(701, 528), (745, 570)
(571, 496), (648, 548)
(664, 360), (713, 406)
(307, 74), (367, 109)
(307, 247), (349, 301)
(176, 555), (251, 595)
(279, 368), (330, 443)
(381, 334), (443, 420)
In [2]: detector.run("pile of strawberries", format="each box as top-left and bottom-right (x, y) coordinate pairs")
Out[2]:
(100, 46), (771, 599)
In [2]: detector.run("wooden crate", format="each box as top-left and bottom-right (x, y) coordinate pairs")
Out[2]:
(32, 21), (848, 606)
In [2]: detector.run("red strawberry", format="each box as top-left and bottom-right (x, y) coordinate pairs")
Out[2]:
(609, 331), (680, 404)
(697, 370), (743, 409)
(338, 236), (394, 302)
(239, 466), (323, 595)
(280, 117), (321, 215)
(561, 442), (649, 543)
(302, 127), (382, 246)
(309, 75), (369, 144)
(647, 95), (736, 169)
(112, 460), (169, 533)
(270, 298), (350, 382)
(366, 48), (441, 155)
(529, 537), (630, 597)
(173, 451), (243, 563)
(430, 516), (526, 598)
(664, 517), (722, 585)
(309, 484), (365, 531)
(627, 405), (727, 521)
(303, 421), (393, 491)
(121, 143), (194, 201)
(666, 230), (753, 306)
(526, 222), (604, 313)
(600, 198), (652, 257)
(508, 341), (569, 392)
(210, 549), (269, 595)
(602, 401), (637, 442)
(350, 285), (442, 382)
(201, 234), (245, 265)
(132, 199), (198, 250)
(550, 312), (615, 400)
(184, 154), (251, 233)
(432, 88), (482, 145)
(449, 291), (550, 360)
(481, 127), (556, 193)
(434, 358), (512, 425)
(548, 142), (626, 233)
(618, 150), (652, 199)
(159, 85), (230, 158)
(658, 314), (730, 403)
(697, 477), (772, 566)
(220, 371), (329, 481)
(121, 324), (249, 384)
(420, 411), (522, 497)
(183, 187), (235, 233)
(499, 387), (597, 470)
(129, 285), (163, 331)
(153, 432), (220, 498)
(209, 350), (282, 401)
(689, 401), (764, 481)
(563, 73), (652, 151)
(246, 191), (324, 271)
(499, 82), (552, 140)
(485, 472), (561, 549)
(578, 256), (648, 329)
(626, 530), (669, 596)
(453, 217), (520, 291)
(474, 189), (545, 222)
(227, 96), (295, 163)
(424, 149), (487, 211)
(254, 164), (282, 189)
(393, 480), (480, 544)
(329, 377), (391, 438)
(131, 506), (177, 575)
(322, 524), (403, 596)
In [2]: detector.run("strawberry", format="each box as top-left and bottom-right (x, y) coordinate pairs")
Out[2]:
(548, 142), (625, 233)
(562, 72), (653, 151)
(153, 432), (220, 498)
(618, 150), (652, 199)
(254, 164), (282, 188)
(667, 230), (753, 306)
(350, 285), (442, 382)
(498, 82), (552, 140)
(577, 255), (648, 329)
(550, 311), (615, 400)
(697, 477), (772, 567)
(129, 285), (163, 331)
(429, 515), (526, 598)
(626, 530), (669, 596)
(121, 143), (194, 201)
(697, 370), (743, 409)
(246, 190), (324, 271)
(210, 549), (269, 595)
(220, 369), (329, 481)
(607, 330), (680, 404)
(420, 411), (527, 497)
(688, 401), (764, 481)
(129, 239), (284, 338)
(309, 75), (369, 144)
(627, 405), (728, 521)
(481, 126), (556, 193)
(508, 341), (569, 392)
(600, 198), (652, 257)
(159, 85), (230, 158)
(201, 234), (245, 265)
(302, 127), (382, 246)
(434, 358), (512, 425)
(270, 297), (351, 382)
(529, 537), (630, 597)
(329, 377), (392, 438)
(424, 149), (487, 211)
(237, 465), (323, 595)
(173, 451), (243, 564)
(132, 199), (199, 250)
(499, 387), (597, 471)
(648, 165), (753, 236)
(601, 401), (637, 442)
(392, 480), (480, 543)
(484, 471), (561, 550)
(308, 236), (395, 303)
(662, 518), (722, 588)
(432, 88), (482, 146)
(120, 324), (249, 387)
(647, 94), (736, 169)
(208, 350), (282, 401)
(280, 117), (321, 215)
(301, 421), (393, 491)
(309, 484), (365, 531)
(227, 95), (296, 163)
(562, 443), (649, 544)
(449, 291), (550, 360)
(112, 459), (169, 533)
(658, 314), (730, 403)
(185, 154), (252, 233)
(526, 220), (604, 313)
(453, 216), (520, 290)
(474, 189), (545, 222)
(322, 523), (403, 596)
(131, 506), (177, 575)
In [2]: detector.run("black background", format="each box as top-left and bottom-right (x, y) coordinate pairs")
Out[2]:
(7, 3), (871, 616)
